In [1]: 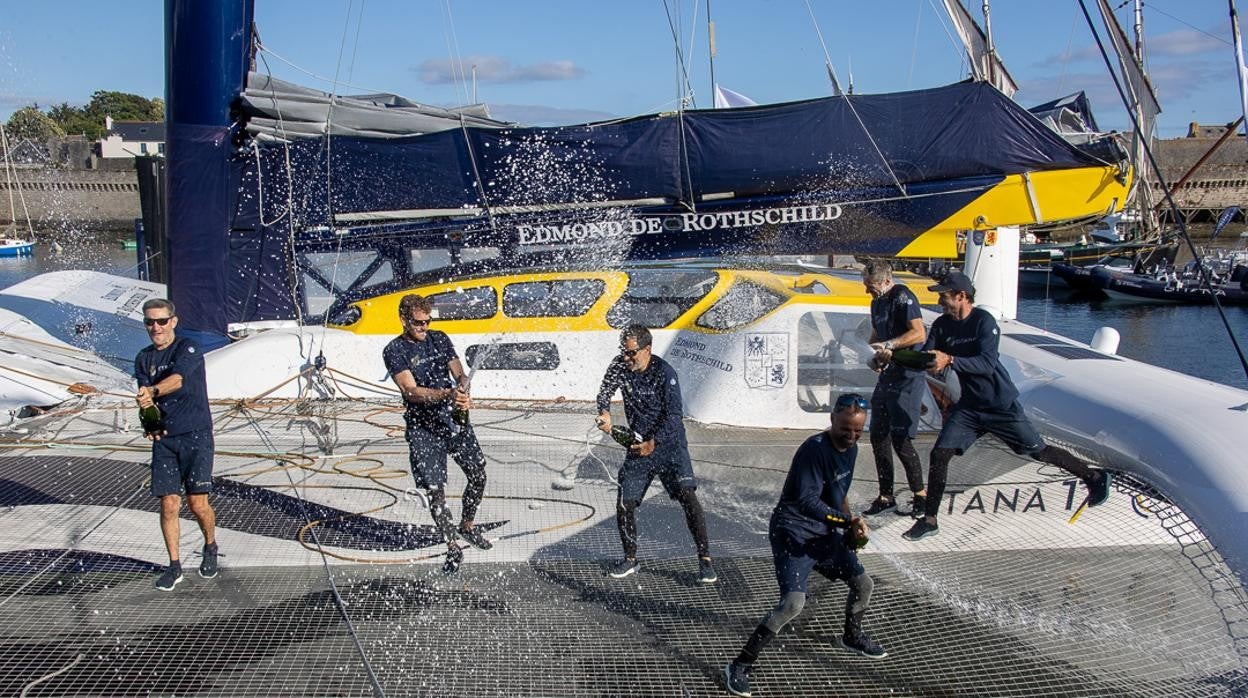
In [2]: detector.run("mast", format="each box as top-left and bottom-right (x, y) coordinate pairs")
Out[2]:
(707, 0), (717, 106)
(164, 0), (255, 340)
(982, 1), (997, 88)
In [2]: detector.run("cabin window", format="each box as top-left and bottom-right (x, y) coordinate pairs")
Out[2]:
(427, 286), (497, 320)
(465, 341), (560, 371)
(795, 312), (878, 413)
(410, 247), (500, 274)
(503, 279), (605, 318)
(695, 281), (785, 330)
(606, 269), (718, 328)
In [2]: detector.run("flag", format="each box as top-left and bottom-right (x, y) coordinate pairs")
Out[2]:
(1213, 206), (1240, 239)
(713, 85), (758, 109)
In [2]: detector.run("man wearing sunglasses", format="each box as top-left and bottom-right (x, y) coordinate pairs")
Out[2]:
(860, 260), (928, 519)
(134, 299), (218, 591)
(595, 325), (716, 584)
(896, 270), (1111, 541)
(383, 294), (491, 574)
(725, 394), (884, 697)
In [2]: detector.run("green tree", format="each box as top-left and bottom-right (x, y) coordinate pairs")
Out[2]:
(43, 92), (164, 140)
(83, 91), (164, 123)
(5, 106), (65, 141)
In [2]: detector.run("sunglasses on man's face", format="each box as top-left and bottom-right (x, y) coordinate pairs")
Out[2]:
(143, 317), (174, 327)
(406, 317), (431, 327)
(833, 393), (869, 412)
(621, 347), (645, 358)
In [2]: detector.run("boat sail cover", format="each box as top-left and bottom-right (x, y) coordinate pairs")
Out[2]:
(203, 77), (1123, 328)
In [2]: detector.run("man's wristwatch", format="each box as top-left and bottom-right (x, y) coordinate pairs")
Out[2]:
(151, 386), (160, 399)
(884, 340), (894, 350)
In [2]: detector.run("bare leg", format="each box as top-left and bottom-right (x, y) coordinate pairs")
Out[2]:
(159, 494), (182, 563)
(186, 493), (216, 546)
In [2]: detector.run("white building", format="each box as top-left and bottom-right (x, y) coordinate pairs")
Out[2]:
(98, 116), (165, 159)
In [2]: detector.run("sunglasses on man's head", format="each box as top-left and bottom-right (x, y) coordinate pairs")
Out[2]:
(833, 393), (869, 412)
(143, 317), (173, 327)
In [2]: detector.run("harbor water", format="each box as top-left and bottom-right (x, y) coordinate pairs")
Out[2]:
(2, 243), (1246, 390)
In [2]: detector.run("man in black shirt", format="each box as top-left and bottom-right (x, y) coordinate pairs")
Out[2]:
(134, 298), (218, 591)
(383, 294), (491, 574)
(596, 325), (715, 584)
(860, 260), (929, 519)
(725, 394), (884, 697)
(897, 271), (1112, 541)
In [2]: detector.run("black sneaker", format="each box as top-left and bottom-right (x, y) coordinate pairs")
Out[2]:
(199, 543), (219, 579)
(862, 497), (895, 516)
(1084, 471), (1112, 507)
(897, 494), (927, 518)
(902, 518), (939, 541)
(697, 558), (717, 584)
(442, 546), (463, 574)
(154, 563), (183, 591)
(841, 627), (887, 659)
(608, 558), (639, 578)
(458, 526), (493, 550)
(724, 661), (752, 697)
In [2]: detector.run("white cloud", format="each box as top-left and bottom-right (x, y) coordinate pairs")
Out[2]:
(416, 55), (586, 85)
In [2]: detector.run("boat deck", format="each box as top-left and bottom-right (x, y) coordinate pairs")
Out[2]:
(1, 399), (1245, 696)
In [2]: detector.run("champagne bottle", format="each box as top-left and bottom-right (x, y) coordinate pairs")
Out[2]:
(139, 403), (165, 436)
(450, 388), (469, 426)
(609, 425), (641, 448)
(826, 512), (869, 550)
(890, 348), (936, 370)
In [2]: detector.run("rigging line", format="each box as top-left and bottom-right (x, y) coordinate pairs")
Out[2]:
(925, 0), (970, 80)
(347, 0), (366, 86)
(258, 51), (304, 326)
(686, 0), (703, 106)
(1149, 3), (1233, 45)
(441, 0), (470, 106)
(802, 0), (907, 195)
(323, 0), (364, 314)
(662, 0), (696, 108)
(254, 43), (391, 95)
(1078, 0), (1248, 382)
(801, 0), (840, 93)
(239, 404), (387, 698)
(460, 116), (499, 237)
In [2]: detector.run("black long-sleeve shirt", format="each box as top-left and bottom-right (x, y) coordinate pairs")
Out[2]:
(771, 432), (855, 544)
(596, 354), (689, 458)
(923, 306), (1019, 410)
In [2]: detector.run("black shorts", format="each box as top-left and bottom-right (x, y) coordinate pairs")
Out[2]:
(150, 428), (215, 497)
(769, 523), (863, 595)
(406, 423), (486, 489)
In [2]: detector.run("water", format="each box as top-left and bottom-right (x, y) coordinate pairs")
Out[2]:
(3, 243), (1245, 390)
(1017, 285), (1248, 391)
(0, 243), (144, 289)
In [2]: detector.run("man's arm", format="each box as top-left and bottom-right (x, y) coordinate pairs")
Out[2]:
(790, 443), (837, 521)
(391, 369), (455, 405)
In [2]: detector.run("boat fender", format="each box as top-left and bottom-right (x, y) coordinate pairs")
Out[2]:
(1091, 327), (1120, 356)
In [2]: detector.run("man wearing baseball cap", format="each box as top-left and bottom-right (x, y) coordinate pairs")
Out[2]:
(883, 270), (1112, 540)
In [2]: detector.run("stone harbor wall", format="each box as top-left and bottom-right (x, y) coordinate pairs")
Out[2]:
(0, 166), (139, 234)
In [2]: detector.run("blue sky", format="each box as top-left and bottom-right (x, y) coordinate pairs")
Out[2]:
(0, 1), (1241, 137)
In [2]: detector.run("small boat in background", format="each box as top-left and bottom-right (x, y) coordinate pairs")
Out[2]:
(0, 236), (34, 257)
